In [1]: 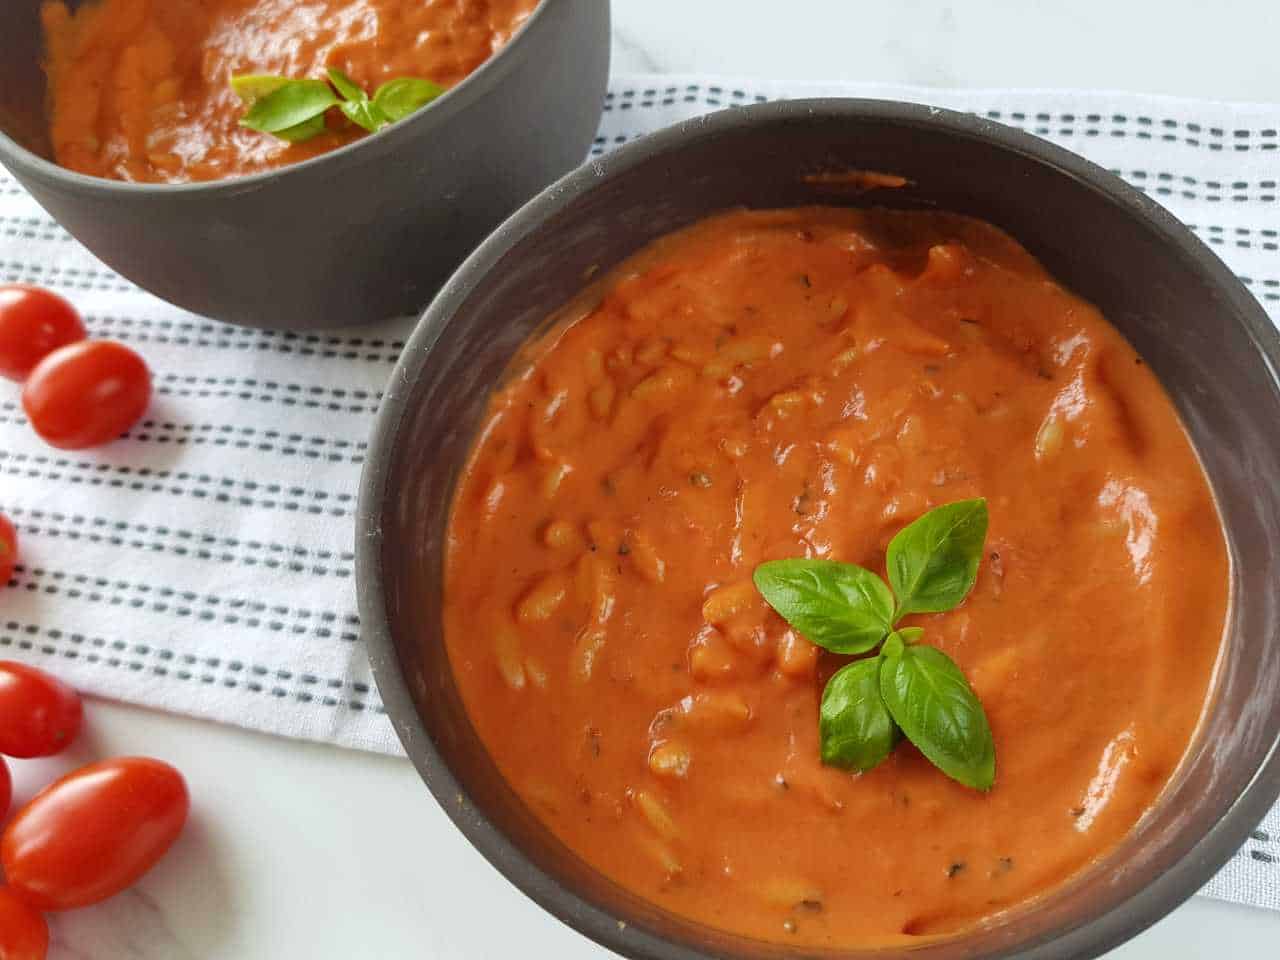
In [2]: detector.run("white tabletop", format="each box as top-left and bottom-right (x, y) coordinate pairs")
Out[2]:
(10, 1), (1277, 956)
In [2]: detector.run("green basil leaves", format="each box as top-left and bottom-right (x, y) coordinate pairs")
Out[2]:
(231, 69), (445, 143)
(754, 498), (995, 790)
(232, 75), (337, 142)
(819, 658), (896, 771)
(326, 68), (389, 133)
(880, 642), (995, 790)
(325, 67), (367, 103)
(752, 560), (894, 654)
(887, 498), (989, 617)
(371, 77), (446, 122)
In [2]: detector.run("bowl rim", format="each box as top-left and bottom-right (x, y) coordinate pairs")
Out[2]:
(356, 96), (1280, 960)
(0, 0), (563, 193)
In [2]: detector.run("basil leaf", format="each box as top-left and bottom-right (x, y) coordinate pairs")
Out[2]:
(238, 78), (338, 137)
(897, 626), (924, 645)
(271, 114), (329, 143)
(326, 67), (367, 102)
(819, 658), (897, 772)
(340, 99), (392, 134)
(880, 642), (995, 791)
(371, 77), (445, 122)
(230, 74), (290, 106)
(887, 498), (988, 618)
(328, 69), (390, 131)
(753, 559), (894, 654)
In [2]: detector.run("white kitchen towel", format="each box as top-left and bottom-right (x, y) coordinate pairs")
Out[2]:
(1, 73), (1276, 907)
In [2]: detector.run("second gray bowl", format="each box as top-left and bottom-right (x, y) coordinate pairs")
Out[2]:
(0, 0), (610, 330)
(358, 98), (1280, 959)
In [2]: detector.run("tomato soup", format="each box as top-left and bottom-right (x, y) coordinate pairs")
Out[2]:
(40, 0), (538, 183)
(443, 208), (1228, 946)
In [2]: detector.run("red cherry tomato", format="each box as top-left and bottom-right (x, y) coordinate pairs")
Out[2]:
(2, 757), (188, 911)
(0, 514), (15, 587)
(0, 758), (9, 820)
(0, 284), (86, 382)
(0, 887), (48, 960)
(21, 340), (151, 450)
(0, 662), (83, 758)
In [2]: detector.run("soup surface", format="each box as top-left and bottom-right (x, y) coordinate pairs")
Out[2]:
(40, 0), (537, 182)
(443, 207), (1228, 946)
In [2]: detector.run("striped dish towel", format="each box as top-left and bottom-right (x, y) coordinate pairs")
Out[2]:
(1, 73), (1276, 909)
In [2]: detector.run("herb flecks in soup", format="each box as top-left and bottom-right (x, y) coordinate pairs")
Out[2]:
(443, 208), (1228, 946)
(40, 0), (538, 182)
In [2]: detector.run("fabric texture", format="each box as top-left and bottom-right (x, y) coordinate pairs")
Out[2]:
(0, 72), (1276, 907)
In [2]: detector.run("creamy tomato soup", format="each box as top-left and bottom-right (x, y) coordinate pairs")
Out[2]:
(443, 208), (1228, 946)
(40, 0), (537, 182)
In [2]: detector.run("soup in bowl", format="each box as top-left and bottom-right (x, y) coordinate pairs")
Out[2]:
(39, 0), (540, 183)
(0, 0), (610, 328)
(442, 203), (1228, 945)
(357, 100), (1280, 959)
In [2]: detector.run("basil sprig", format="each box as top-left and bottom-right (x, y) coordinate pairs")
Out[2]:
(231, 68), (445, 143)
(754, 499), (995, 790)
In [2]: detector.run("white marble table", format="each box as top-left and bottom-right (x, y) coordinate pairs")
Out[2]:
(10, 1), (1278, 956)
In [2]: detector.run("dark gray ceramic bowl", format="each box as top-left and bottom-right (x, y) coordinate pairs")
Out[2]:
(357, 99), (1280, 959)
(0, 0), (609, 329)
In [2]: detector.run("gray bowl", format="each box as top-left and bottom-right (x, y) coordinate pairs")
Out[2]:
(356, 99), (1280, 959)
(0, 0), (610, 329)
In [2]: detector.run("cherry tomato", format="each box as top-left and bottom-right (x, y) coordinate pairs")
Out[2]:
(0, 887), (48, 960)
(21, 340), (151, 450)
(0, 758), (9, 820)
(2, 757), (188, 911)
(0, 514), (15, 588)
(0, 662), (82, 759)
(0, 284), (85, 383)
